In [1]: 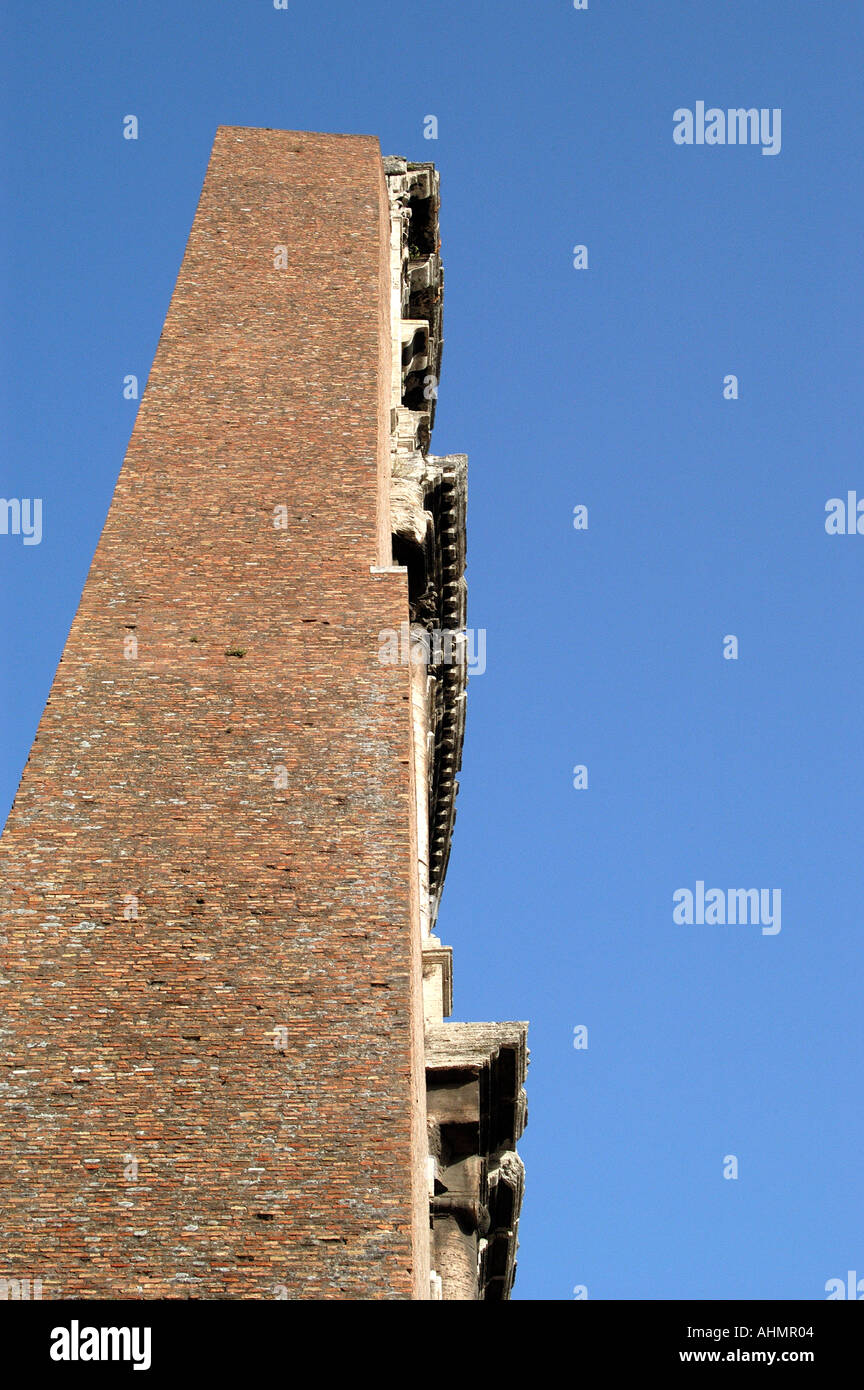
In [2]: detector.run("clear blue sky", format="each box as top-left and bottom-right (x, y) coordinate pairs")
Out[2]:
(1, 0), (861, 1302)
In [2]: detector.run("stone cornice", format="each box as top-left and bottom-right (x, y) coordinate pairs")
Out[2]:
(384, 157), (466, 930)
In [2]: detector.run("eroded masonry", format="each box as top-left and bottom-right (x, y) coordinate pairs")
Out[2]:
(0, 129), (527, 1300)
(384, 156), (528, 1298)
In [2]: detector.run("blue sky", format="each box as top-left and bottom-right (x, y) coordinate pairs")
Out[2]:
(1, 0), (862, 1301)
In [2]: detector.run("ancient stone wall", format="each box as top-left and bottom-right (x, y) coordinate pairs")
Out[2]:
(0, 128), (428, 1300)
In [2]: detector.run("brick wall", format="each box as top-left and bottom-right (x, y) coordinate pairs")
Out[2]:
(0, 127), (429, 1300)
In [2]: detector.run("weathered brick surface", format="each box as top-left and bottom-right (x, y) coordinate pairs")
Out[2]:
(0, 127), (427, 1299)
